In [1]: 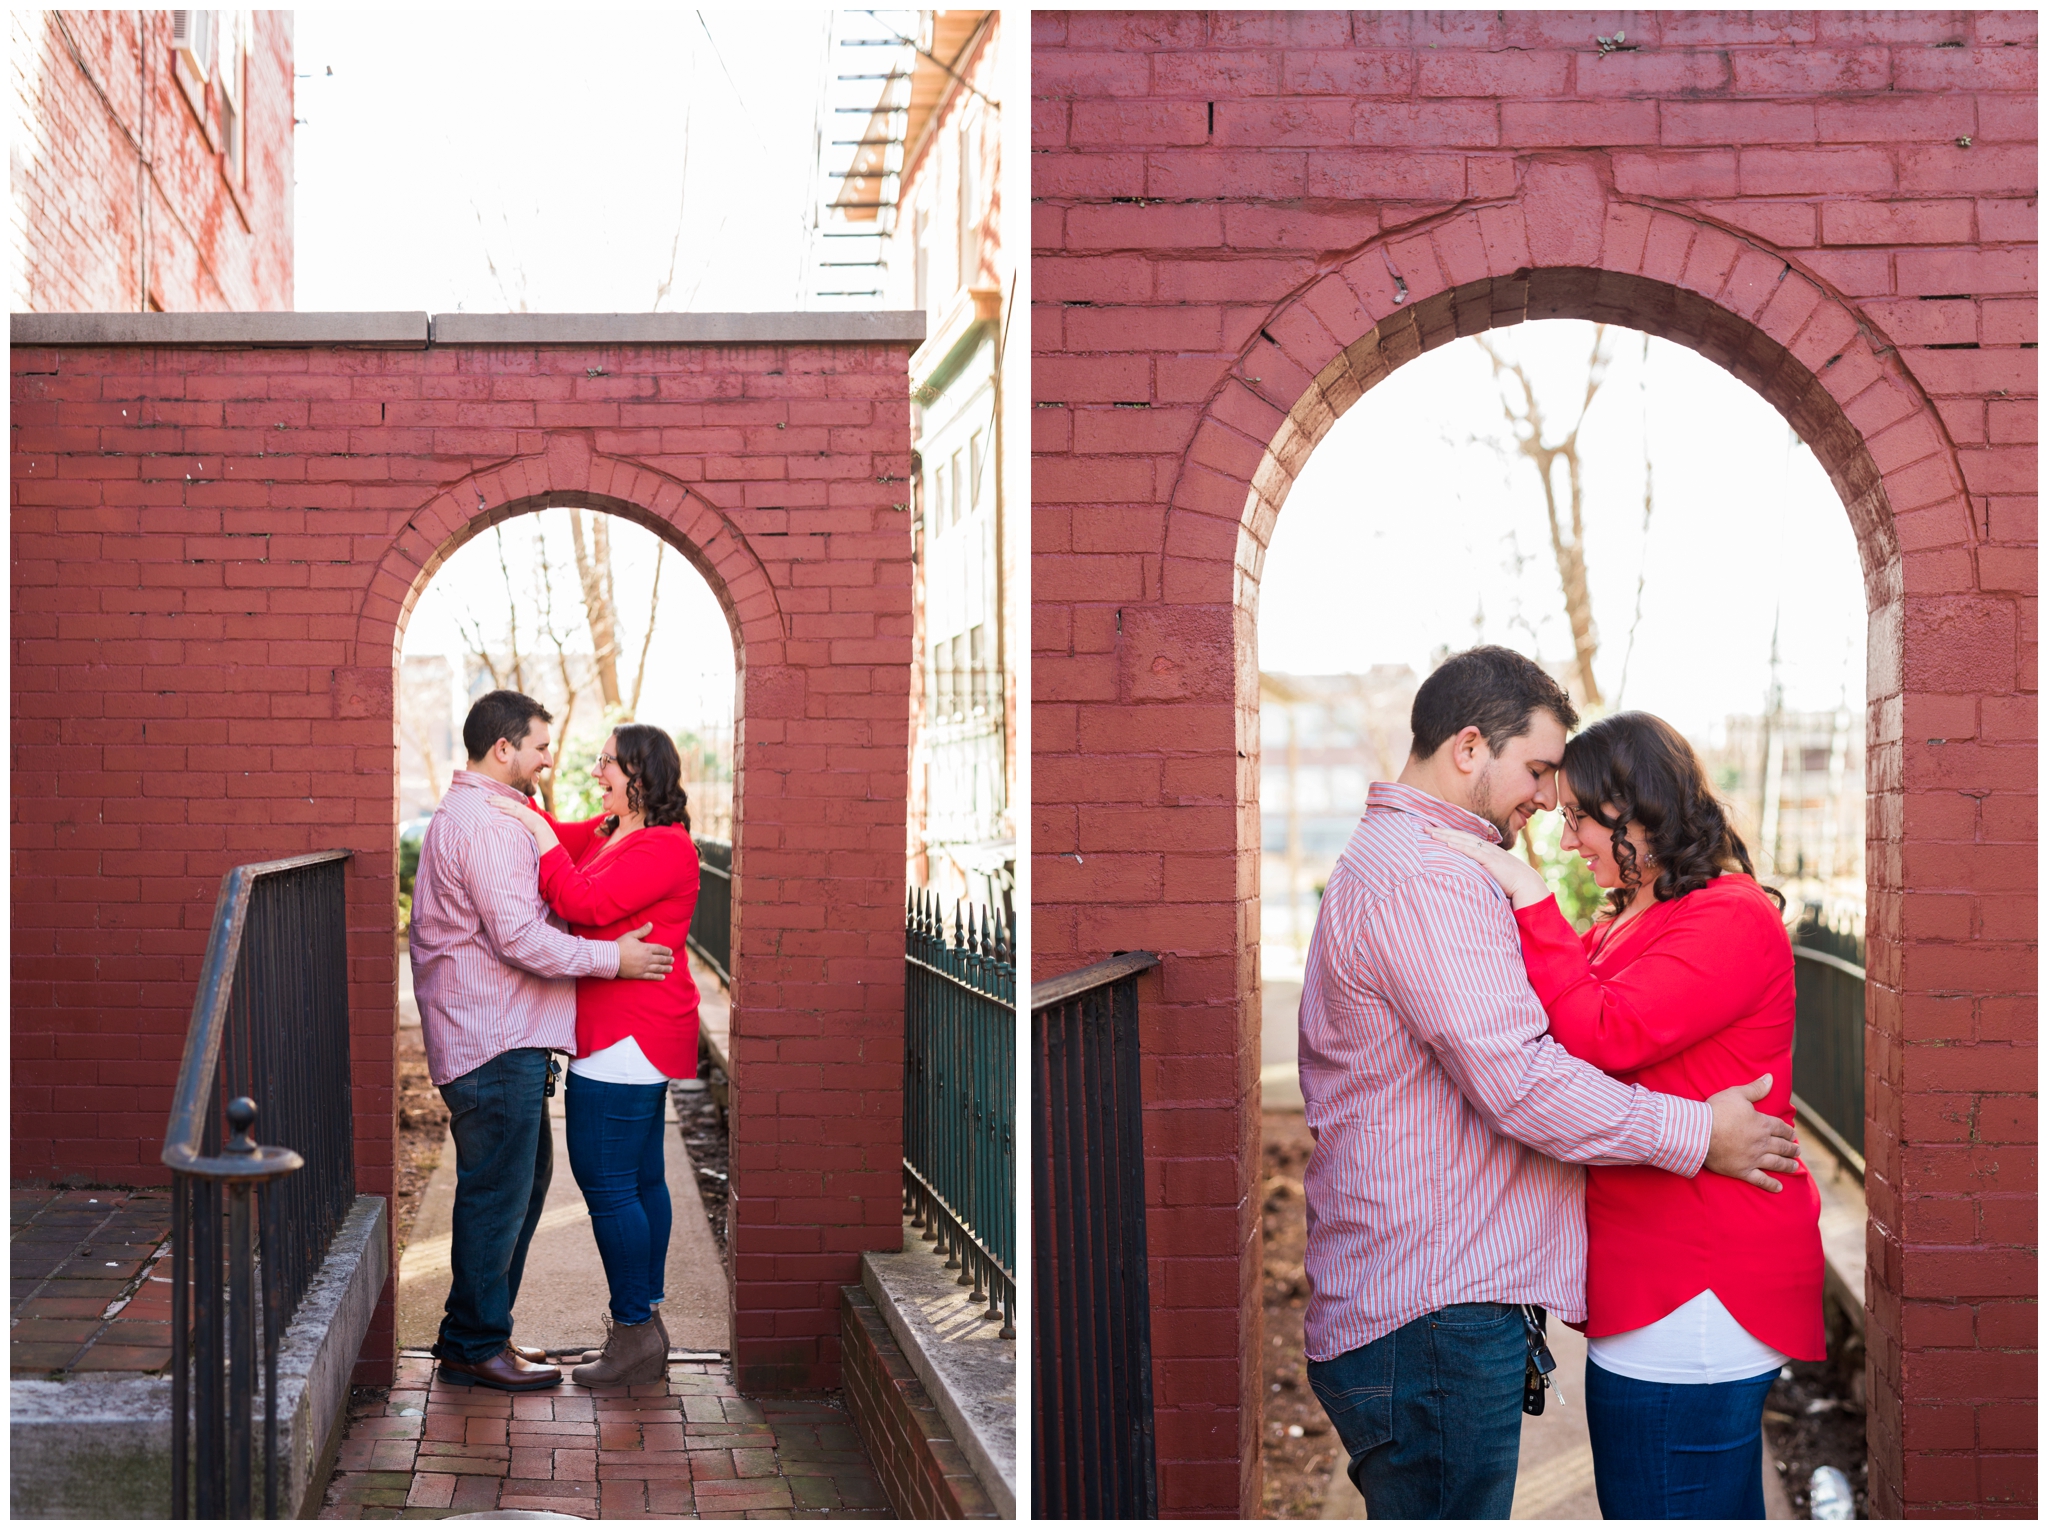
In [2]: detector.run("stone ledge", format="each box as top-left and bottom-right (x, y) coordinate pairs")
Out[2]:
(860, 1227), (1015, 1518)
(429, 311), (927, 345)
(11, 312), (428, 347)
(10, 1194), (388, 1519)
(10, 310), (928, 348)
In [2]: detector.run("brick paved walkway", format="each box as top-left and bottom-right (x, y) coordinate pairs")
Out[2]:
(11, 1189), (174, 1377)
(319, 1351), (892, 1519)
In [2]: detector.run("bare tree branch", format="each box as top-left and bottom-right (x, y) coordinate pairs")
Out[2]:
(628, 542), (665, 721)
(1473, 331), (1610, 707)
(568, 509), (623, 710)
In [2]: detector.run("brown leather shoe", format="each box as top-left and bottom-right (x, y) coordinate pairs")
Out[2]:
(509, 1341), (549, 1365)
(437, 1345), (561, 1392)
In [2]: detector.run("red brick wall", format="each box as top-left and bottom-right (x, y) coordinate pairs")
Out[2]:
(1032, 11), (2035, 1518)
(11, 10), (294, 312)
(10, 327), (916, 1393)
(841, 1286), (998, 1517)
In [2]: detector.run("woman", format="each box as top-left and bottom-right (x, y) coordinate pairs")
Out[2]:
(492, 724), (701, 1387)
(1428, 711), (1823, 1520)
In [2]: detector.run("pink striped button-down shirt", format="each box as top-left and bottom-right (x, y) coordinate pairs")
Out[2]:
(410, 771), (620, 1087)
(1299, 782), (1712, 1362)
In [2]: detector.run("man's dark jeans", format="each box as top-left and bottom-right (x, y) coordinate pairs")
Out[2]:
(434, 1047), (552, 1364)
(1307, 1302), (1527, 1520)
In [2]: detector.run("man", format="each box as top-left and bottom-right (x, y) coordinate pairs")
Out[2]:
(410, 689), (676, 1391)
(1298, 646), (1800, 1517)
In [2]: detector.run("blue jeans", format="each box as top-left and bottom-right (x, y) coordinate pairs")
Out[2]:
(435, 1047), (552, 1363)
(1586, 1359), (1775, 1519)
(564, 1072), (670, 1326)
(1307, 1303), (1527, 1519)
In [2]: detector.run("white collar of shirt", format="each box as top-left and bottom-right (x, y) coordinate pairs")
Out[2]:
(1365, 780), (1504, 844)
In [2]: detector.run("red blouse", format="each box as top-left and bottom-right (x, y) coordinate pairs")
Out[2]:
(533, 811), (702, 1079)
(1513, 873), (1825, 1360)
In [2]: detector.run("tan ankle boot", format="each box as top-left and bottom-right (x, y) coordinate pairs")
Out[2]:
(571, 1313), (666, 1386)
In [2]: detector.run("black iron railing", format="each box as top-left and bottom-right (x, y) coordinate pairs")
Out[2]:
(903, 891), (1016, 1338)
(162, 849), (355, 1518)
(1031, 951), (1161, 1520)
(689, 836), (732, 985)
(1791, 912), (1866, 1176)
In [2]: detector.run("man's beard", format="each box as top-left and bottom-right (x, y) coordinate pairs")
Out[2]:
(510, 764), (543, 798)
(1469, 761), (1518, 844)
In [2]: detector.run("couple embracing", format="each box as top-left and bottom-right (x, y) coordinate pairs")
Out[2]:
(1299, 646), (1825, 1520)
(409, 689), (704, 1391)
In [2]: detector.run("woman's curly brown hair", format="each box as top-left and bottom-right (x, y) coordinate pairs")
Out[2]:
(1562, 711), (1784, 921)
(601, 723), (691, 836)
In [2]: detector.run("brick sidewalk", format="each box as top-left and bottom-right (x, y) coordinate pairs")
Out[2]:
(319, 1351), (892, 1519)
(11, 1189), (174, 1377)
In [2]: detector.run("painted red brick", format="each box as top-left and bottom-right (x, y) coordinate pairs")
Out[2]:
(11, 12), (292, 312)
(1034, 13), (2035, 1519)
(11, 332), (916, 1396)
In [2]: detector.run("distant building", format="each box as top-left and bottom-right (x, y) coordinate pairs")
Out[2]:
(1702, 706), (1865, 923)
(807, 11), (1013, 914)
(10, 10), (294, 311)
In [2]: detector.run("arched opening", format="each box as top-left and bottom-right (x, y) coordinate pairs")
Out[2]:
(1253, 313), (1871, 1514)
(383, 489), (744, 1363)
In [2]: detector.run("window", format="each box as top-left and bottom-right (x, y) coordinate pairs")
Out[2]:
(914, 207), (930, 313)
(218, 11), (248, 190)
(956, 115), (977, 292)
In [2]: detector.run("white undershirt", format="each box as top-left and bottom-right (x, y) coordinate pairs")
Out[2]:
(1586, 1289), (1788, 1385)
(566, 1034), (671, 1085)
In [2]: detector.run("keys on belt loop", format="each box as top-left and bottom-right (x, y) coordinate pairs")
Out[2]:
(1521, 1304), (1562, 1415)
(544, 1054), (563, 1098)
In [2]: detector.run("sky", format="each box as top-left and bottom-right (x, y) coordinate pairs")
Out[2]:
(1258, 320), (1868, 742)
(293, 10), (881, 733)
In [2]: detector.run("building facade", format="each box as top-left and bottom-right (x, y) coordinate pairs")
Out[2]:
(11, 9), (293, 312)
(811, 11), (1016, 914)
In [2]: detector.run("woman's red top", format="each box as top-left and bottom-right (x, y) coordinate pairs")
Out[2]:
(1513, 873), (1825, 1360)
(534, 813), (702, 1079)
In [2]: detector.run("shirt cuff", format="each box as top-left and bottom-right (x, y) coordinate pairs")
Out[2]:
(1646, 1093), (1713, 1177)
(589, 938), (622, 979)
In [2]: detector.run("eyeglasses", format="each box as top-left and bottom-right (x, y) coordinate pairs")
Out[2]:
(592, 754), (617, 774)
(1559, 804), (1585, 831)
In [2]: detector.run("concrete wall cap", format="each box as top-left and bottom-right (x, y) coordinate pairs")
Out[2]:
(427, 311), (927, 345)
(11, 311), (928, 348)
(11, 312), (430, 347)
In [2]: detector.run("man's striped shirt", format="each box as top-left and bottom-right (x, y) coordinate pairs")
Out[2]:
(410, 770), (619, 1087)
(1298, 781), (1711, 1362)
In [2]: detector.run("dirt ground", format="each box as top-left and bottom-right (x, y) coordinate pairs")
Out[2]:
(1763, 1334), (1871, 1517)
(1260, 1108), (1870, 1519)
(1260, 1111), (1337, 1518)
(393, 1019), (446, 1259)
(674, 1064), (730, 1257)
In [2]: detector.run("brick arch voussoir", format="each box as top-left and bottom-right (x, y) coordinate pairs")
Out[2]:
(1163, 196), (1967, 619)
(349, 451), (781, 673)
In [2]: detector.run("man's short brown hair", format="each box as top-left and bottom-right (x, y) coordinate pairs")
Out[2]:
(463, 690), (552, 763)
(1409, 646), (1578, 760)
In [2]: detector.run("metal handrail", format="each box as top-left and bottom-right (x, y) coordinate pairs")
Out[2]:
(687, 836), (732, 986)
(163, 848), (352, 1520)
(1031, 951), (1161, 1520)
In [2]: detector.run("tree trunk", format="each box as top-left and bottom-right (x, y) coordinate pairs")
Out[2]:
(568, 510), (622, 710)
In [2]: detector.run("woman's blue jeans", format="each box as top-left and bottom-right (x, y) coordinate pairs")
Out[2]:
(1585, 1358), (1776, 1519)
(563, 1072), (671, 1326)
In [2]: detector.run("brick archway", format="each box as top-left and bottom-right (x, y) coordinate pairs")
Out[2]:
(1034, 13), (2034, 1518)
(12, 311), (923, 1397)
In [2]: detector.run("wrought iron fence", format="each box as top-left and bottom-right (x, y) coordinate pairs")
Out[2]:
(902, 890), (1015, 1338)
(688, 837), (731, 985)
(1791, 909), (1866, 1174)
(162, 849), (355, 1518)
(1031, 951), (1161, 1520)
